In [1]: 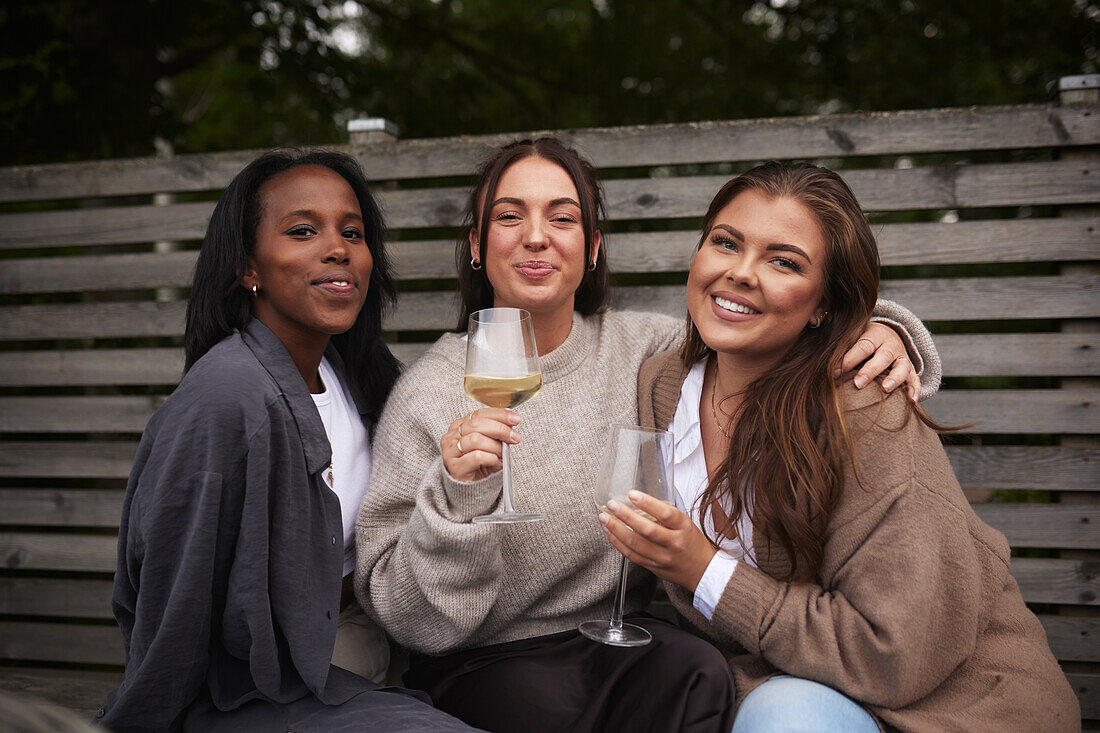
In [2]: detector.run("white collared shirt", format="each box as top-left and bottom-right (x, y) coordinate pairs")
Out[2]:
(669, 358), (756, 620)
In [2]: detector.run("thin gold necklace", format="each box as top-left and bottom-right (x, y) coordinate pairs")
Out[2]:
(710, 359), (733, 439)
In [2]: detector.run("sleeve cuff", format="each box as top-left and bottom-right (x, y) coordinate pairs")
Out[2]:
(440, 465), (503, 522)
(693, 551), (739, 620)
(871, 298), (942, 401)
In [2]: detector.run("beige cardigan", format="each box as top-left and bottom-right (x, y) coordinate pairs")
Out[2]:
(638, 350), (1079, 733)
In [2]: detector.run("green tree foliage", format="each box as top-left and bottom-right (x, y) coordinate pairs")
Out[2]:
(1, 0), (1095, 165)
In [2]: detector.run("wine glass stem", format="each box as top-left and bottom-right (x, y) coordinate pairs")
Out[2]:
(610, 555), (628, 631)
(500, 442), (516, 514)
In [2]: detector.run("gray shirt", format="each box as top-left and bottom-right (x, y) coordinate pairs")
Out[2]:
(101, 319), (362, 731)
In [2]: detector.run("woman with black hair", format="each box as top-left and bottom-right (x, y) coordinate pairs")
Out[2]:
(97, 151), (478, 732)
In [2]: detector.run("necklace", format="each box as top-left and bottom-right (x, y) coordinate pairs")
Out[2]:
(709, 359), (733, 439)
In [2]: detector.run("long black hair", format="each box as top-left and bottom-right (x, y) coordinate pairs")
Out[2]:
(184, 149), (401, 429)
(455, 137), (611, 330)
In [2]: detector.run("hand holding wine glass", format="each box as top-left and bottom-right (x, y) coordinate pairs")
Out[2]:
(580, 424), (675, 647)
(462, 307), (545, 524)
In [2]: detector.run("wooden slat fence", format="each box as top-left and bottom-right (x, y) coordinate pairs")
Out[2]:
(0, 93), (1097, 722)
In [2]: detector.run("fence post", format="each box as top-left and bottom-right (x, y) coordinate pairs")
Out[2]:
(347, 118), (400, 145)
(1058, 74), (1100, 105)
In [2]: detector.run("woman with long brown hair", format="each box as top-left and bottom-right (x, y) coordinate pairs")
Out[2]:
(355, 140), (939, 732)
(605, 161), (1079, 731)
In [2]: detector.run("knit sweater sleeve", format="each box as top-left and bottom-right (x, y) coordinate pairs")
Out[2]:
(353, 347), (509, 654)
(871, 297), (941, 400)
(707, 387), (990, 708)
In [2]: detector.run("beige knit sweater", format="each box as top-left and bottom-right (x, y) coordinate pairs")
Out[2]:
(638, 349), (1080, 733)
(354, 311), (680, 654)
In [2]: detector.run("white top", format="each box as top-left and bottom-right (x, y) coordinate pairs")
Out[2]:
(669, 358), (756, 620)
(311, 357), (372, 576)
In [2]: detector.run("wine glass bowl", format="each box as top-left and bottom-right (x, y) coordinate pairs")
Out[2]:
(464, 308), (546, 524)
(580, 425), (675, 646)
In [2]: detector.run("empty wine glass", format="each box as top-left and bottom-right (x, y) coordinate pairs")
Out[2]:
(464, 307), (546, 524)
(580, 424), (675, 646)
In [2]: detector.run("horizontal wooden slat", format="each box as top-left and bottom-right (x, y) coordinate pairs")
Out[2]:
(1039, 615), (1100, 663)
(0, 532), (116, 572)
(2, 104), (1095, 202)
(945, 446), (1099, 491)
(4, 216), (1098, 293)
(0, 577), (114, 618)
(1013, 558), (1100, 606)
(0, 668), (123, 719)
(0, 396), (164, 433)
(0, 490), (123, 527)
(0, 442), (136, 479)
(925, 389), (1100, 434)
(0, 621), (122, 665)
(973, 504), (1100, 549)
(0, 343), (417, 385)
(3, 159), (1097, 249)
(0, 389), (1093, 435)
(936, 333), (1099, 377)
(0, 301), (186, 340)
(0, 348), (184, 386)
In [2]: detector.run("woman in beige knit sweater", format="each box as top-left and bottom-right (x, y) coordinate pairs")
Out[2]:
(355, 139), (938, 732)
(605, 161), (1079, 731)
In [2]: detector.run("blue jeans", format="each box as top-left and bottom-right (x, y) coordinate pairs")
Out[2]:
(732, 675), (879, 733)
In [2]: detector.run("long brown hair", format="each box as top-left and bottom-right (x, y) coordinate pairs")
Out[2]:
(455, 137), (610, 330)
(681, 161), (882, 582)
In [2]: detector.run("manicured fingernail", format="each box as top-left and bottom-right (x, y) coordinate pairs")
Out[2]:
(607, 499), (621, 513)
(628, 490), (643, 502)
(510, 430), (520, 443)
(882, 379), (896, 391)
(506, 412), (521, 425)
(854, 375), (868, 389)
(598, 513), (609, 525)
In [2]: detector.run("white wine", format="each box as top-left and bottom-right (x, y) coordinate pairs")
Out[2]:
(464, 373), (543, 409)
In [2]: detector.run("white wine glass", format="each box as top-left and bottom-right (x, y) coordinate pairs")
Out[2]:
(464, 307), (546, 524)
(580, 424), (675, 646)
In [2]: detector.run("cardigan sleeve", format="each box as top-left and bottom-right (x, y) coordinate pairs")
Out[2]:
(353, 358), (511, 655)
(707, 390), (990, 709)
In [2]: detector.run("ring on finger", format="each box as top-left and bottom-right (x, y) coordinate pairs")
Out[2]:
(456, 438), (464, 456)
(856, 336), (875, 350)
(893, 355), (910, 366)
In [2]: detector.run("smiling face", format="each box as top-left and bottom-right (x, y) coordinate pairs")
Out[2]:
(470, 156), (600, 322)
(242, 165), (372, 354)
(686, 188), (828, 368)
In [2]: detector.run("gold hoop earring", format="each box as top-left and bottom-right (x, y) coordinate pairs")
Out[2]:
(471, 257), (483, 271)
(251, 284), (259, 297)
(587, 261), (597, 272)
(809, 310), (828, 328)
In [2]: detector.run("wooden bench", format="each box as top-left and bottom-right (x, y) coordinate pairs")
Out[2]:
(1, 76), (1097, 724)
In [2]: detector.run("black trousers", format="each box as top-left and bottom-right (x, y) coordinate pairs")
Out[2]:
(406, 615), (736, 733)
